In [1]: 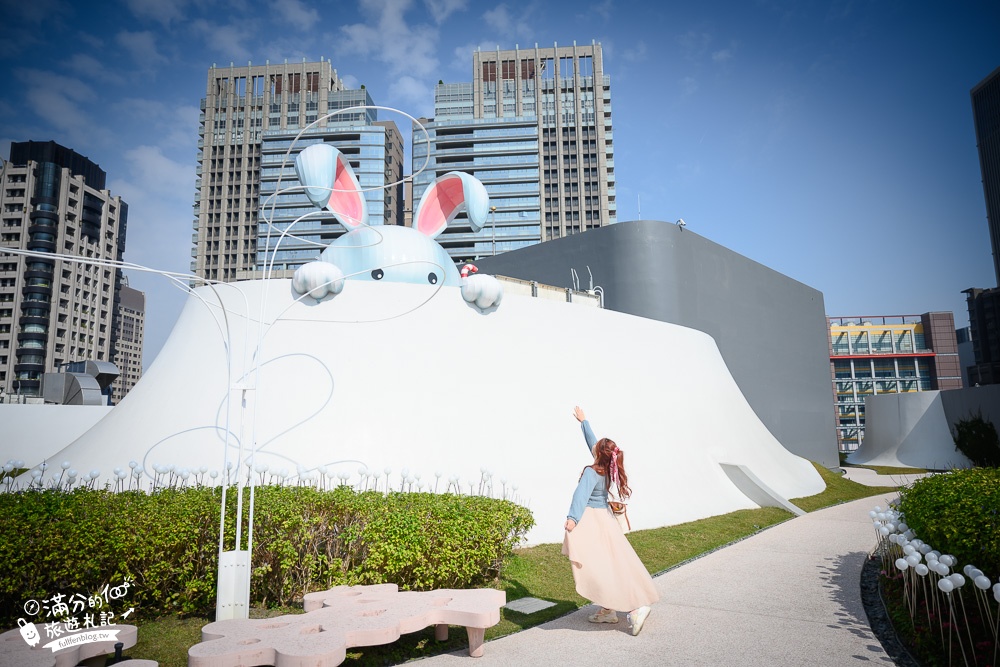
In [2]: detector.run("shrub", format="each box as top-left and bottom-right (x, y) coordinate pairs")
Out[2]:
(951, 411), (1000, 467)
(0, 486), (533, 627)
(898, 467), (1000, 577)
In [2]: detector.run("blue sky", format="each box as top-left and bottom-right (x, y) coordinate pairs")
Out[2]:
(2, 0), (999, 365)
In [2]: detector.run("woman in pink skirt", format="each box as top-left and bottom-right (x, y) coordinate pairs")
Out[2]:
(562, 406), (659, 635)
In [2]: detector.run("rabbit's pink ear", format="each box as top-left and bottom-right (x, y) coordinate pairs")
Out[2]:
(413, 171), (489, 239)
(295, 143), (367, 230)
(328, 153), (367, 229)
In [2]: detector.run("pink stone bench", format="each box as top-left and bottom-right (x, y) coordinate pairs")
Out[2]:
(188, 583), (506, 666)
(0, 623), (154, 667)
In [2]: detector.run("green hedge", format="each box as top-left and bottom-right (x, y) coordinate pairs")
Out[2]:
(0, 486), (533, 626)
(898, 468), (1000, 577)
(952, 412), (1000, 467)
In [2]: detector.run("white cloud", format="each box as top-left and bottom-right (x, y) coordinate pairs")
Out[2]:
(77, 32), (104, 49)
(588, 0), (614, 22)
(190, 19), (256, 63)
(272, 0), (320, 31)
(1, 0), (70, 24)
(106, 153), (194, 364)
(424, 0), (466, 23)
(123, 0), (189, 26)
(483, 5), (512, 34)
(116, 99), (200, 148)
(14, 69), (111, 150)
(677, 30), (712, 61)
(389, 75), (433, 116)
(482, 4), (537, 42)
(712, 41), (737, 63)
(339, 74), (360, 89)
(622, 41), (648, 63)
(66, 54), (128, 85)
(337, 0), (440, 80)
(450, 41), (485, 73)
(116, 30), (169, 66)
(0, 97), (13, 121)
(679, 75), (698, 98)
(116, 145), (194, 200)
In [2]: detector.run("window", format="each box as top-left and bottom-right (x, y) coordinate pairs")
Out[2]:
(482, 61), (497, 83)
(559, 56), (574, 79)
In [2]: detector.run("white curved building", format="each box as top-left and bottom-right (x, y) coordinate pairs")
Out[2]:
(33, 279), (823, 543)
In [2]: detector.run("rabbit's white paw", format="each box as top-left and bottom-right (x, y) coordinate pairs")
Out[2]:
(461, 273), (504, 311)
(293, 261), (345, 300)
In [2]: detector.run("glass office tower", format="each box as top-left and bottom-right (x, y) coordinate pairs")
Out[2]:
(412, 41), (615, 260)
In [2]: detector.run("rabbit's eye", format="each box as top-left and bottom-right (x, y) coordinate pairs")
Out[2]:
(427, 272), (438, 285)
(371, 269), (384, 280)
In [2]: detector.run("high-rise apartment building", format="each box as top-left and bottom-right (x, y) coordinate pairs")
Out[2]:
(829, 313), (962, 451)
(972, 66), (1000, 285)
(413, 41), (615, 260)
(0, 141), (127, 398)
(193, 60), (403, 280)
(963, 286), (1000, 384)
(110, 279), (144, 403)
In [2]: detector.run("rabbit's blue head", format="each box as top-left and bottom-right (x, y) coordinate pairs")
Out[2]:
(294, 143), (488, 289)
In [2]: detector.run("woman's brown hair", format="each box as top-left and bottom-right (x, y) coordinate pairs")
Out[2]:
(582, 437), (631, 499)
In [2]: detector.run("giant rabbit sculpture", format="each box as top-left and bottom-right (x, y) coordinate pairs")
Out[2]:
(288, 143), (503, 312)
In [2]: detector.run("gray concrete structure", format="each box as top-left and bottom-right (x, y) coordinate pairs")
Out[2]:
(940, 382), (1000, 422)
(476, 220), (839, 469)
(849, 385), (1000, 469)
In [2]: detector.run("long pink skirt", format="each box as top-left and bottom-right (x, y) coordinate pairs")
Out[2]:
(561, 506), (660, 612)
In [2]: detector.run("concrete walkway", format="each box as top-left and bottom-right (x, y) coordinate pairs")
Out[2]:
(419, 493), (905, 667)
(841, 466), (930, 487)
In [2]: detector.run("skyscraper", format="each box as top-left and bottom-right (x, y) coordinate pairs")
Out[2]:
(413, 41), (615, 260)
(0, 141), (127, 398)
(110, 279), (144, 404)
(193, 60), (403, 281)
(963, 67), (1000, 386)
(972, 65), (1000, 285)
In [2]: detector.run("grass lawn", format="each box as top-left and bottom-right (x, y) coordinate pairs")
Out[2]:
(841, 463), (932, 475)
(128, 461), (901, 666)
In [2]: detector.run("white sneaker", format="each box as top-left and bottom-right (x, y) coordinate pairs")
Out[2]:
(588, 607), (619, 623)
(628, 606), (650, 636)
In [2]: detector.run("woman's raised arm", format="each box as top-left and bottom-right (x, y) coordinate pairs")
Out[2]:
(573, 406), (597, 454)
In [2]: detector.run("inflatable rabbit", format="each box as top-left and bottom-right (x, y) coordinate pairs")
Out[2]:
(289, 143), (503, 312)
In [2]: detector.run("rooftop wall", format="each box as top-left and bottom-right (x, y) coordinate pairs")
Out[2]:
(476, 220), (840, 469)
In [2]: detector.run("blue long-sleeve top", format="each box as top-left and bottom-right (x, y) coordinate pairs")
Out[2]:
(566, 420), (609, 523)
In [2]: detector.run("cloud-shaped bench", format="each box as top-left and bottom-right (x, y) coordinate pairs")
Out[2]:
(188, 583), (506, 665)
